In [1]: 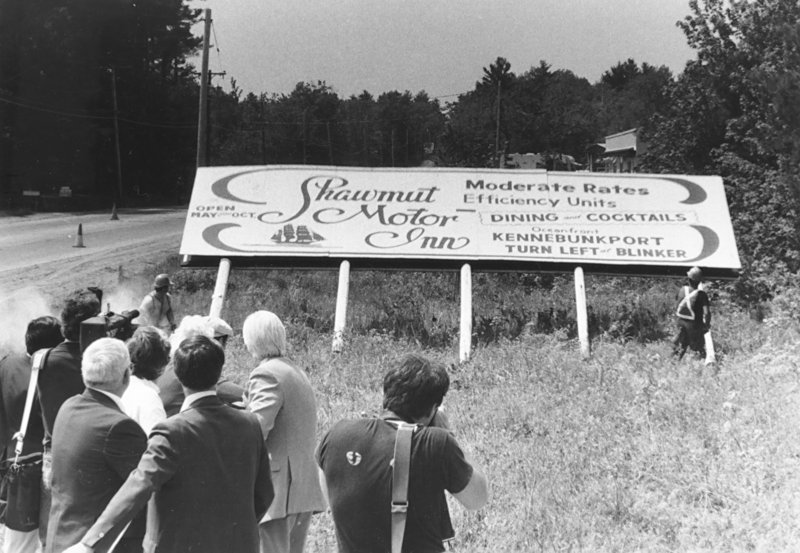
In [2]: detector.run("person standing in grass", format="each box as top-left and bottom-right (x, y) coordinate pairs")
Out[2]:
(316, 354), (489, 553)
(137, 274), (176, 334)
(673, 266), (712, 360)
(242, 310), (326, 553)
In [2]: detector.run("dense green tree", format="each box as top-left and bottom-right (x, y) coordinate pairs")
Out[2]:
(441, 58), (599, 167)
(641, 0), (800, 277)
(0, 0), (201, 203)
(595, 61), (673, 136)
(600, 58), (642, 90)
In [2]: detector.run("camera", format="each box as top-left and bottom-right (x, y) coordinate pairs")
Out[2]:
(79, 309), (139, 352)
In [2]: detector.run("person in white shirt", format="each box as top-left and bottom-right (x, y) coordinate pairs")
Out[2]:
(121, 327), (170, 435)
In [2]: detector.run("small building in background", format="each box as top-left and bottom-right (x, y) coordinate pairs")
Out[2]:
(504, 152), (580, 171)
(585, 128), (646, 173)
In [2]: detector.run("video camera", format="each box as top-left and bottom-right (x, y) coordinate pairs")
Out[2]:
(79, 308), (139, 352)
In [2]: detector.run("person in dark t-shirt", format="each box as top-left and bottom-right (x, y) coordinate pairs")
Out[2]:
(317, 354), (488, 553)
(673, 266), (712, 360)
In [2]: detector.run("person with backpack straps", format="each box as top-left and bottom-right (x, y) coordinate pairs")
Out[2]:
(673, 266), (712, 360)
(316, 354), (489, 553)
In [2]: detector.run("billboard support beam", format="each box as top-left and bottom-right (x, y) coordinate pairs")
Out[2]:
(459, 264), (472, 363)
(574, 266), (591, 359)
(332, 260), (350, 353)
(209, 257), (231, 319)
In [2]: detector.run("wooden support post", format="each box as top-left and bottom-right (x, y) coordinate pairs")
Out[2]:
(459, 264), (472, 363)
(209, 257), (231, 319)
(574, 266), (591, 359)
(332, 260), (350, 353)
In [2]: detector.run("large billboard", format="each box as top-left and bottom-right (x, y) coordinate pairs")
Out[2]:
(180, 166), (741, 277)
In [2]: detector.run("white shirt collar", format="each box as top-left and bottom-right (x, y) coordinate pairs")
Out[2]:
(91, 388), (127, 412)
(180, 390), (217, 413)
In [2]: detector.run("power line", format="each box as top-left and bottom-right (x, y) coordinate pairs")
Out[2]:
(0, 95), (112, 121)
(0, 95), (196, 129)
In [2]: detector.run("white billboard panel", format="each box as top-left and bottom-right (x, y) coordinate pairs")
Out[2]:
(180, 166), (741, 273)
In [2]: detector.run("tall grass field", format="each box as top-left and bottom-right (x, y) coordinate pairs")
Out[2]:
(15, 256), (800, 552)
(151, 256), (800, 553)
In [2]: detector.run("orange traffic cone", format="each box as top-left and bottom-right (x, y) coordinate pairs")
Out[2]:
(73, 223), (85, 248)
(110, 203), (119, 221)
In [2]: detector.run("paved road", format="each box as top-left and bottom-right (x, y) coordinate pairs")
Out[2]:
(0, 207), (187, 298)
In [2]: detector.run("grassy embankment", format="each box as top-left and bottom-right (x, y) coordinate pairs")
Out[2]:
(145, 261), (800, 550)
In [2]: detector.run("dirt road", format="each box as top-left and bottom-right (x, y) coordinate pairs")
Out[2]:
(0, 207), (187, 300)
(0, 207), (188, 351)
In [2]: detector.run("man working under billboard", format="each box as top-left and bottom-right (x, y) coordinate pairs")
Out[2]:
(673, 266), (712, 360)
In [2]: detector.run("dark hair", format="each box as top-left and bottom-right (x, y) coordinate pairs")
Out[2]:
(127, 326), (171, 381)
(25, 316), (63, 354)
(61, 289), (101, 341)
(382, 354), (449, 422)
(173, 335), (223, 391)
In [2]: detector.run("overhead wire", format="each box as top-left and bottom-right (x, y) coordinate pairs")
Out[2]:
(0, 15), (470, 133)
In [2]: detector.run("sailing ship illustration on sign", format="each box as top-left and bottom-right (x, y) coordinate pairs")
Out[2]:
(271, 224), (325, 244)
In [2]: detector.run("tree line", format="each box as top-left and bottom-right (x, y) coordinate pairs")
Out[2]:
(2, 0), (799, 296)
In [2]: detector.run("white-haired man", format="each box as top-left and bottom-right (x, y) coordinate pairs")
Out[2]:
(45, 338), (147, 553)
(243, 310), (326, 553)
(156, 315), (244, 416)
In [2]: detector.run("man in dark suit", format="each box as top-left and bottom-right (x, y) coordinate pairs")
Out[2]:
(46, 337), (147, 553)
(38, 289), (102, 546)
(0, 316), (63, 552)
(65, 335), (274, 553)
(39, 289), (101, 447)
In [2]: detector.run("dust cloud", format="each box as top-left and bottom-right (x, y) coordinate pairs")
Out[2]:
(0, 287), (57, 354)
(102, 287), (144, 317)
(0, 283), (148, 355)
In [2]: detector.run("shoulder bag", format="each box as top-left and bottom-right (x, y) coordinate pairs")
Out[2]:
(0, 348), (49, 531)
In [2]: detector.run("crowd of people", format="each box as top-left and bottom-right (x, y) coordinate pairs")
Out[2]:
(0, 275), (490, 553)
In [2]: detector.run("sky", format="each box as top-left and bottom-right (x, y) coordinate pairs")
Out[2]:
(189, 0), (696, 101)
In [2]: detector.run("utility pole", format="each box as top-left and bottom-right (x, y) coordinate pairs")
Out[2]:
(261, 96), (267, 164)
(494, 80), (502, 168)
(109, 67), (123, 203)
(196, 9), (211, 168)
(326, 121), (334, 164)
(302, 108), (308, 164)
(205, 70), (226, 166)
(390, 127), (396, 167)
